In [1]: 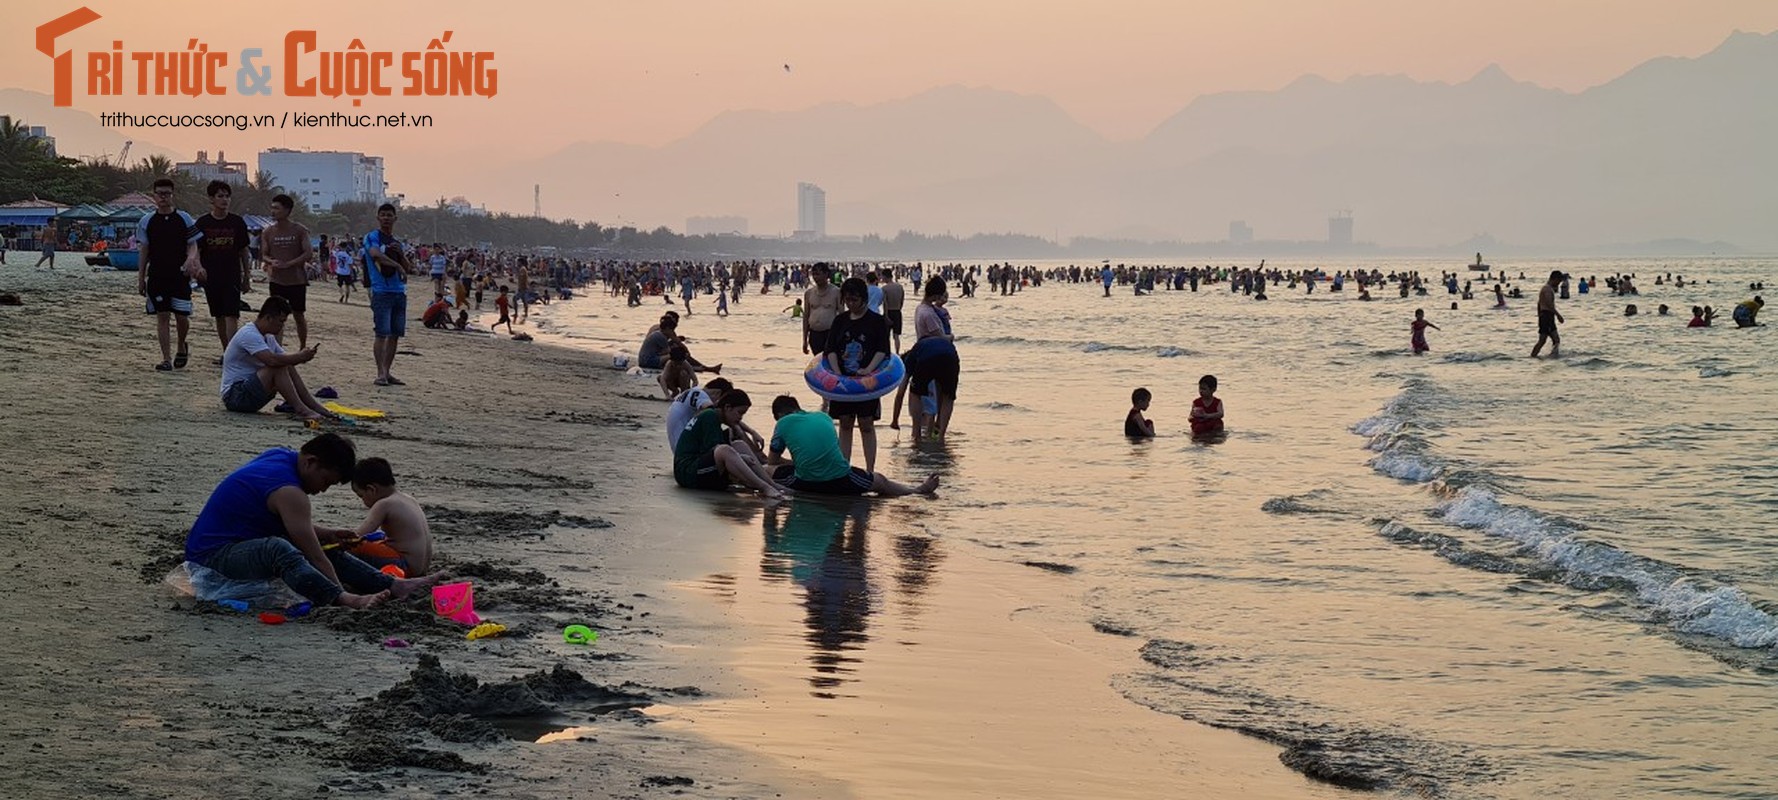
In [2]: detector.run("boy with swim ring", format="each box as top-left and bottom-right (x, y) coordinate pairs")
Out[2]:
(826, 277), (894, 474)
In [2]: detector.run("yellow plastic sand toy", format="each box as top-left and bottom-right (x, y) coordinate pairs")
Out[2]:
(323, 402), (387, 420)
(466, 622), (507, 641)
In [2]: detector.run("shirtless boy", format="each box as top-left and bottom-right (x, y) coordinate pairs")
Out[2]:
(347, 457), (433, 575)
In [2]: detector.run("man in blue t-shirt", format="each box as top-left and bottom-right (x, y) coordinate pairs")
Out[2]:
(183, 433), (443, 607)
(767, 395), (937, 497)
(363, 203), (415, 386)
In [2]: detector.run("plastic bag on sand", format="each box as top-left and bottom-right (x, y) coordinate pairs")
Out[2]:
(164, 561), (303, 609)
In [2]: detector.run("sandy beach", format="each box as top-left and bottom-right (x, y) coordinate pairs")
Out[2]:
(0, 257), (1340, 798)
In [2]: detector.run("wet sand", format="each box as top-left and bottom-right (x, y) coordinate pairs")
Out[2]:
(0, 258), (1338, 797)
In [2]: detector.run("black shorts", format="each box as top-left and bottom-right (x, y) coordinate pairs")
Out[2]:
(336, 273), (355, 287)
(828, 397), (882, 421)
(270, 282), (307, 314)
(676, 452), (730, 490)
(909, 350), (960, 400)
(204, 278), (240, 319)
(1538, 310), (1559, 337)
(807, 327), (830, 355)
(885, 309), (903, 336)
(779, 466), (876, 495)
(144, 292), (194, 316)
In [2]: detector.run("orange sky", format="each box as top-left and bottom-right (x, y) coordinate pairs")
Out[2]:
(7, 0), (1777, 212)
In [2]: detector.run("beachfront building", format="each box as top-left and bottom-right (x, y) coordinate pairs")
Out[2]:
(1, 116), (57, 156)
(174, 151), (249, 186)
(257, 149), (387, 212)
(1229, 220), (1253, 245)
(445, 196), (490, 217)
(794, 182), (826, 241)
(687, 215), (749, 236)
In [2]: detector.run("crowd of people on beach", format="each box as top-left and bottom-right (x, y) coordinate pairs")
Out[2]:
(32, 174), (1766, 610)
(654, 262), (953, 503)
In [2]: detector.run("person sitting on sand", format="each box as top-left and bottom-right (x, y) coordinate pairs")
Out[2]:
(639, 312), (721, 374)
(767, 395), (938, 497)
(666, 377), (767, 456)
(219, 296), (334, 423)
(346, 457), (432, 576)
(421, 294), (452, 329)
(658, 343), (697, 398)
(182, 433), (445, 609)
(673, 390), (785, 499)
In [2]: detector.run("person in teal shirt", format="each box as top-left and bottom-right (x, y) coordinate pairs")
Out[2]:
(768, 395), (938, 497)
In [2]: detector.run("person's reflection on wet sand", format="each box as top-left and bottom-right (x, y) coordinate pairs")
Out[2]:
(762, 499), (874, 698)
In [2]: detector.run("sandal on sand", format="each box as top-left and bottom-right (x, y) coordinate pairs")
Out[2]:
(173, 349), (189, 369)
(386, 376), (406, 386)
(373, 377), (391, 386)
(154, 361), (173, 372)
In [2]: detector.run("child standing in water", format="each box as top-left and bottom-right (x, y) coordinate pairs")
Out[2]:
(1189, 375), (1225, 437)
(1411, 309), (1440, 354)
(1125, 387), (1155, 438)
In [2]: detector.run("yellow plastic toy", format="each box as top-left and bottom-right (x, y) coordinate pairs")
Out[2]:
(323, 401), (387, 420)
(465, 622), (507, 641)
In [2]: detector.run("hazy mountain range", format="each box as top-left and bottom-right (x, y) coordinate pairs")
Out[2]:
(7, 29), (1775, 251)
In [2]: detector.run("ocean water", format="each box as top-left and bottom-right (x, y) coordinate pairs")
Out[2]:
(536, 256), (1774, 798)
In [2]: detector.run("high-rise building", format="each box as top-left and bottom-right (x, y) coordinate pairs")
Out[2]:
(1228, 220), (1253, 245)
(795, 182), (826, 240)
(257, 149), (387, 211)
(175, 150), (249, 186)
(1328, 211), (1353, 246)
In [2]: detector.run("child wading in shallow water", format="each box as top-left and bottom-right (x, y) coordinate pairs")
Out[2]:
(1125, 387), (1155, 438)
(1411, 309), (1440, 354)
(1189, 374), (1225, 438)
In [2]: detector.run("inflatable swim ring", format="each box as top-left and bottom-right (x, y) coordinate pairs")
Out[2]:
(805, 354), (905, 402)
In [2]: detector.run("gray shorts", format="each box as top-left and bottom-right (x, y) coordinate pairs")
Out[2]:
(222, 376), (274, 413)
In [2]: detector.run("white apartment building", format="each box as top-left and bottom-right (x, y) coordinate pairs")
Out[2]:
(257, 149), (387, 211)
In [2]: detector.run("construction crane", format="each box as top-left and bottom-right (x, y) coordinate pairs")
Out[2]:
(114, 140), (132, 168)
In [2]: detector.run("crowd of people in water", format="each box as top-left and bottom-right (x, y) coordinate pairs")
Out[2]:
(34, 176), (1766, 611)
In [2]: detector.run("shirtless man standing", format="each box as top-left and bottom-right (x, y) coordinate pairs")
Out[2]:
(802, 262), (843, 356)
(1531, 270), (1565, 358)
(880, 269), (907, 353)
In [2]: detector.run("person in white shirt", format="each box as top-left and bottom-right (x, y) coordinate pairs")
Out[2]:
(665, 378), (765, 456)
(220, 296), (334, 423)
